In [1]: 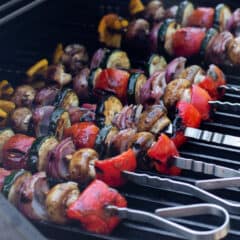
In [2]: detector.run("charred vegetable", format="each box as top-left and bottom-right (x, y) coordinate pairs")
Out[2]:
(0, 128), (14, 163)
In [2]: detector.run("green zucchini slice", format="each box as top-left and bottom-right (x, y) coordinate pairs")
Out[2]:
(158, 19), (179, 55)
(96, 95), (123, 128)
(0, 128), (14, 163)
(200, 28), (218, 58)
(105, 50), (131, 69)
(27, 136), (58, 173)
(214, 4), (232, 32)
(147, 54), (167, 76)
(48, 108), (71, 140)
(2, 169), (31, 205)
(54, 88), (79, 110)
(176, 1), (194, 26)
(127, 73), (147, 104)
(88, 68), (102, 92)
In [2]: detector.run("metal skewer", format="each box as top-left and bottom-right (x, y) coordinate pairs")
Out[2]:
(107, 204), (229, 240)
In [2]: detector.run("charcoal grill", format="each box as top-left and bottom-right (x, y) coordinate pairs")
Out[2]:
(0, 0), (240, 239)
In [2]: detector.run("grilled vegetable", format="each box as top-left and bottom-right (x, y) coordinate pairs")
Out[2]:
(173, 27), (205, 57)
(187, 7), (214, 28)
(137, 105), (170, 133)
(34, 85), (60, 107)
(196, 64), (226, 99)
(64, 122), (99, 149)
(0, 80), (14, 99)
(48, 108), (71, 140)
(2, 134), (35, 170)
(159, 19), (179, 55)
(165, 57), (186, 83)
(108, 129), (137, 156)
(112, 105), (142, 130)
(94, 126), (116, 159)
(46, 182), (80, 224)
(69, 148), (98, 185)
(129, 0), (145, 16)
(0, 100), (15, 114)
(226, 9), (240, 37)
(11, 85), (36, 108)
(88, 68), (102, 92)
(53, 43), (64, 64)
(73, 68), (90, 100)
(26, 59), (48, 78)
(179, 65), (203, 83)
(227, 37), (240, 65)
(67, 179), (127, 234)
(2, 169), (31, 205)
(94, 69), (130, 102)
(144, 0), (164, 23)
(18, 172), (49, 221)
(54, 88), (79, 110)
(214, 4), (232, 32)
(147, 54), (167, 76)
(68, 106), (96, 124)
(11, 107), (32, 133)
(205, 31), (233, 65)
(125, 19), (150, 54)
(96, 95), (123, 127)
(98, 14), (128, 48)
(27, 136), (58, 173)
(172, 101), (201, 148)
(0, 168), (11, 191)
(176, 0), (194, 26)
(0, 108), (8, 127)
(140, 71), (166, 106)
(47, 138), (75, 180)
(32, 106), (55, 137)
(91, 49), (130, 70)
(200, 28), (218, 58)
(127, 73), (147, 104)
(45, 64), (72, 86)
(0, 129), (14, 163)
(61, 44), (89, 74)
(163, 78), (191, 109)
(147, 134), (181, 175)
(95, 149), (136, 187)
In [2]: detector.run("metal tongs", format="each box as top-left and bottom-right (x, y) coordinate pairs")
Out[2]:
(107, 203), (229, 240)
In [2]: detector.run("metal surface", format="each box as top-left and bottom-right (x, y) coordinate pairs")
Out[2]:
(184, 127), (240, 148)
(123, 171), (240, 214)
(107, 204), (229, 240)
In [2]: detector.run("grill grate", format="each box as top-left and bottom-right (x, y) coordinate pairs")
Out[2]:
(1, 0), (240, 239)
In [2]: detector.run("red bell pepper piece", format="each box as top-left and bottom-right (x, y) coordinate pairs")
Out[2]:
(187, 7), (214, 29)
(173, 27), (206, 57)
(190, 85), (212, 120)
(2, 134), (35, 170)
(171, 101), (201, 148)
(66, 179), (127, 234)
(147, 134), (181, 175)
(95, 149), (137, 187)
(198, 65), (226, 100)
(94, 69), (130, 102)
(64, 122), (99, 149)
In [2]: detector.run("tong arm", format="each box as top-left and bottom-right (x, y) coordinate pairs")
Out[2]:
(107, 204), (229, 240)
(172, 156), (240, 178)
(123, 171), (240, 214)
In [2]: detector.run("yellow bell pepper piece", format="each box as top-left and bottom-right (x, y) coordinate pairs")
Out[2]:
(53, 43), (64, 64)
(129, 0), (145, 15)
(0, 100), (15, 114)
(26, 59), (48, 77)
(0, 80), (14, 99)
